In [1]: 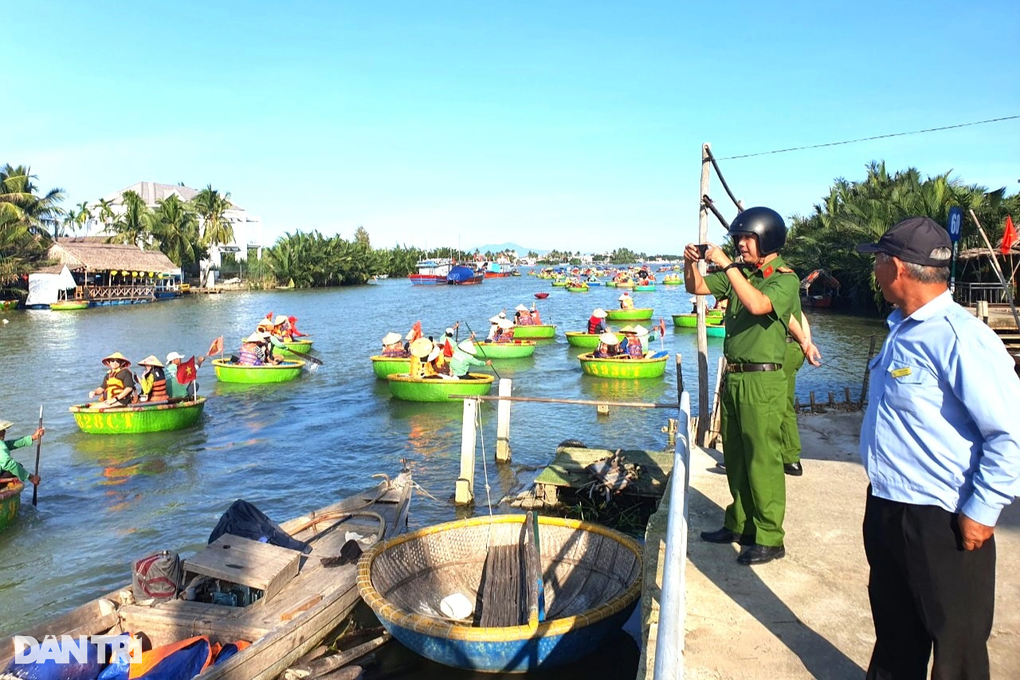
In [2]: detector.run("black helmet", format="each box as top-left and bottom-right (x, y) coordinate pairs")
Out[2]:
(728, 206), (787, 255)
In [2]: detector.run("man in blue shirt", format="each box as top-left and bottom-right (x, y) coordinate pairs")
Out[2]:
(857, 217), (1020, 679)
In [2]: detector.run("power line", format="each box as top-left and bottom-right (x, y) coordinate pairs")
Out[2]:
(718, 115), (1020, 160)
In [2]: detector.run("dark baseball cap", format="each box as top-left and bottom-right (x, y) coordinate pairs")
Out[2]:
(856, 217), (952, 266)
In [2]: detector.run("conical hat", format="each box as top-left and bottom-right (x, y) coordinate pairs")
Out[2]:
(515, 304), (528, 312)
(102, 352), (131, 367)
(593, 308), (607, 318)
(488, 316), (501, 324)
(382, 332), (402, 345)
(427, 347), (441, 362)
(498, 319), (514, 329)
(635, 325), (649, 336)
(0, 420), (13, 431)
(274, 315), (288, 325)
(599, 332), (619, 345)
(246, 332), (266, 342)
(618, 293), (630, 300)
(138, 355), (164, 367)
(458, 340), (478, 355)
(620, 325), (637, 334)
(410, 337), (433, 358)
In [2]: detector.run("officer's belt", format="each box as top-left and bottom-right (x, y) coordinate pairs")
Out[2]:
(726, 363), (782, 373)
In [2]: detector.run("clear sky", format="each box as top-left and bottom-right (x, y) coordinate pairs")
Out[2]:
(6, 1), (1018, 253)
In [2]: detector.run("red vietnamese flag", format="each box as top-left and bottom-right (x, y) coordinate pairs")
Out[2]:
(177, 357), (197, 384)
(658, 318), (667, 337)
(1000, 215), (1018, 255)
(207, 336), (224, 356)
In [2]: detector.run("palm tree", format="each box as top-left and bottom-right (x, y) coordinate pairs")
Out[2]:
(60, 207), (79, 240)
(192, 185), (236, 247)
(107, 191), (152, 247)
(0, 164), (65, 239)
(151, 195), (200, 268)
(95, 198), (116, 232)
(75, 201), (92, 236)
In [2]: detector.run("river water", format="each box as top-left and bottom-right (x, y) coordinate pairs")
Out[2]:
(0, 274), (886, 671)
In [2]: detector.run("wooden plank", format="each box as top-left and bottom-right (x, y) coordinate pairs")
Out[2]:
(533, 448), (674, 498)
(280, 595), (323, 621)
(184, 534), (301, 602)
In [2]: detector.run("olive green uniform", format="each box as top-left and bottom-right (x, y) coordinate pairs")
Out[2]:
(781, 294), (806, 465)
(705, 256), (799, 547)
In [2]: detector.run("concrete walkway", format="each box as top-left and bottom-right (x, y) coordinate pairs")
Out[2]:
(639, 410), (1020, 679)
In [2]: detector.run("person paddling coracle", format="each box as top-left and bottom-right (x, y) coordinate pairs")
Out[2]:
(0, 419), (43, 487)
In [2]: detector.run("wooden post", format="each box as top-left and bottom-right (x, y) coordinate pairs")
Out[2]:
(844, 386), (852, 406)
(977, 300), (990, 325)
(828, 392), (835, 408)
(696, 143), (712, 446)
(970, 209), (1020, 330)
(809, 391), (817, 413)
(596, 404), (610, 416)
(794, 396), (801, 411)
(707, 356), (726, 449)
(859, 334), (878, 407)
(495, 379), (512, 463)
(455, 398), (477, 505)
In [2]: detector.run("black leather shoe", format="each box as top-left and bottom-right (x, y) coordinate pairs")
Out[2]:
(784, 462), (803, 476)
(737, 544), (786, 565)
(700, 527), (754, 545)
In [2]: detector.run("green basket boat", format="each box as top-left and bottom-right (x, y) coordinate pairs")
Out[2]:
(474, 341), (537, 359)
(606, 282), (617, 288)
(577, 352), (669, 379)
(662, 280), (682, 286)
(387, 373), (494, 402)
(241, 337), (314, 355)
(606, 308), (653, 321)
(0, 479), (24, 533)
(672, 312), (724, 328)
(213, 358), (305, 383)
(707, 323), (725, 338)
(566, 286), (589, 292)
(0, 300), (20, 311)
(510, 324), (557, 339)
(565, 331), (619, 349)
(69, 397), (207, 434)
(50, 301), (89, 310)
(634, 285), (656, 292)
(371, 355), (412, 379)
(551, 281), (567, 287)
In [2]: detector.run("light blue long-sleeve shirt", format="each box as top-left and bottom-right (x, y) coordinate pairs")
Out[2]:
(860, 291), (1020, 526)
(0, 436), (33, 481)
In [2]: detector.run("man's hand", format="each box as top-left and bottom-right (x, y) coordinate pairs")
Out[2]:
(802, 341), (822, 367)
(683, 243), (700, 264)
(959, 514), (995, 551)
(31, 428), (44, 441)
(704, 244), (731, 269)
(28, 474), (40, 486)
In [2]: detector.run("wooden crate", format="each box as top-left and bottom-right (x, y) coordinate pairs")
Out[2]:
(183, 534), (301, 604)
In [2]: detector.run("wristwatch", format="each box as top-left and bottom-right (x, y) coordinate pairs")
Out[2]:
(723, 263), (740, 273)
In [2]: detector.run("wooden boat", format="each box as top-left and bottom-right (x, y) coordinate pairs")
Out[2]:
(0, 300), (19, 311)
(671, 311), (724, 328)
(510, 324), (556, 339)
(633, 284), (656, 292)
(357, 514), (641, 673)
(0, 478), (24, 533)
(447, 266), (485, 285)
(69, 398), (207, 434)
(50, 300), (89, 310)
(0, 471), (413, 680)
(577, 352), (669, 379)
(213, 358), (304, 383)
(564, 331), (618, 349)
(801, 268), (840, 309)
(533, 292), (549, 299)
(371, 354), (412, 379)
(474, 341), (537, 359)
(565, 285), (589, 292)
(387, 373), (494, 402)
(606, 308), (653, 321)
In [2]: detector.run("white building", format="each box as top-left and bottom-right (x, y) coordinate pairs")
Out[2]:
(89, 181), (265, 286)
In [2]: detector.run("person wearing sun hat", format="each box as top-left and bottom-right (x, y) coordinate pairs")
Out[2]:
(408, 337), (434, 379)
(89, 352), (136, 408)
(381, 332), (409, 357)
(618, 292), (635, 310)
(513, 304), (534, 326)
(494, 318), (516, 343)
(487, 316), (502, 341)
(619, 326), (644, 358)
(166, 349), (207, 398)
(441, 323), (460, 358)
(0, 419), (43, 487)
(137, 355), (169, 402)
(451, 340), (492, 378)
(594, 331), (621, 359)
(587, 308), (609, 335)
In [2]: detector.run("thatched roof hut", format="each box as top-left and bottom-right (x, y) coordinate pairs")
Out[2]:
(45, 238), (179, 275)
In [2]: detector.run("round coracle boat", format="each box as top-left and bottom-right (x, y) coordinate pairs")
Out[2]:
(371, 354), (412, 379)
(706, 323), (725, 338)
(0, 478), (24, 533)
(213, 358), (304, 383)
(565, 285), (588, 292)
(577, 352), (669, 379)
(633, 284), (656, 292)
(69, 397), (207, 434)
(51, 301), (89, 310)
(387, 373), (494, 402)
(474, 341), (537, 359)
(243, 337), (314, 355)
(510, 324), (556, 340)
(564, 331), (619, 349)
(357, 514), (642, 673)
(605, 308), (653, 321)
(672, 312), (724, 328)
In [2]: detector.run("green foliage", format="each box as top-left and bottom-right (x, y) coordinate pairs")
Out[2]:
(610, 248), (640, 264)
(784, 161), (1019, 312)
(265, 230), (378, 287)
(0, 164), (63, 293)
(107, 190), (152, 247)
(151, 195), (203, 267)
(193, 185), (236, 248)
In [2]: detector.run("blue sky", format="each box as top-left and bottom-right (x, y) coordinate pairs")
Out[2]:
(6, 1), (1018, 253)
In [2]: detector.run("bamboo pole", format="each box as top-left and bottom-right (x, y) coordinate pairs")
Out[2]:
(449, 394), (680, 409)
(859, 334), (878, 407)
(696, 143), (711, 445)
(455, 399), (477, 506)
(495, 379), (512, 463)
(969, 209), (1020, 330)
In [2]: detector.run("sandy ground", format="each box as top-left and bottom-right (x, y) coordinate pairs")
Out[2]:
(639, 410), (1020, 679)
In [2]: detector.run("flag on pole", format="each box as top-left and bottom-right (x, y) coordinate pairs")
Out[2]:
(658, 317), (667, 337)
(207, 336), (224, 357)
(177, 357), (198, 384)
(999, 215), (1018, 255)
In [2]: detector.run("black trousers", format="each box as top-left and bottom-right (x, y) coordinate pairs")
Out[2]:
(863, 490), (996, 680)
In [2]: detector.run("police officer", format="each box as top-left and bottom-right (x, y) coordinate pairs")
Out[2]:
(684, 206), (800, 565)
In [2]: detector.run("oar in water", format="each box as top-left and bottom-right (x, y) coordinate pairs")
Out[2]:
(462, 321), (501, 381)
(268, 336), (322, 370)
(32, 405), (42, 507)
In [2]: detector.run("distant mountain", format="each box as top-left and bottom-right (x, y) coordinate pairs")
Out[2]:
(468, 242), (548, 256)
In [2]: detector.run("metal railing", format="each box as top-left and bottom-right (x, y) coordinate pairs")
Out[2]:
(953, 281), (1015, 306)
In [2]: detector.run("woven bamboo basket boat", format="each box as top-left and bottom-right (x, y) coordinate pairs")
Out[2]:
(371, 355), (412, 379)
(509, 324), (556, 340)
(242, 338), (313, 355)
(577, 352), (669, 379)
(387, 373), (494, 402)
(213, 359), (304, 383)
(564, 331), (619, 349)
(474, 341), (536, 359)
(357, 514), (642, 673)
(69, 398), (207, 434)
(0, 478), (24, 533)
(671, 312), (724, 328)
(605, 308), (653, 321)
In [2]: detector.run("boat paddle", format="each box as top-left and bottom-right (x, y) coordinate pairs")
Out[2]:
(268, 336), (322, 370)
(32, 404), (42, 507)
(462, 321), (501, 381)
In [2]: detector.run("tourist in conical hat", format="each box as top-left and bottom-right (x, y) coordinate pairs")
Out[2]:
(514, 304), (534, 326)
(495, 318), (515, 343)
(451, 339), (492, 378)
(594, 331), (621, 359)
(620, 326), (644, 358)
(381, 332), (408, 357)
(89, 352), (136, 408)
(137, 355), (169, 402)
(408, 337), (433, 379)
(0, 418), (43, 488)
(587, 308), (609, 335)
(618, 292), (635, 310)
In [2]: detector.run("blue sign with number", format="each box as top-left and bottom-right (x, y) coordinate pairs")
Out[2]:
(947, 206), (963, 243)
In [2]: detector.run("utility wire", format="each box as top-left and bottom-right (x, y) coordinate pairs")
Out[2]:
(718, 115), (1020, 161)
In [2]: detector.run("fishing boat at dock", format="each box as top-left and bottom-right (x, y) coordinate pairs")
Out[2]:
(409, 258), (452, 285)
(69, 398), (207, 434)
(357, 513), (641, 673)
(447, 265), (485, 285)
(0, 471), (414, 680)
(213, 359), (305, 383)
